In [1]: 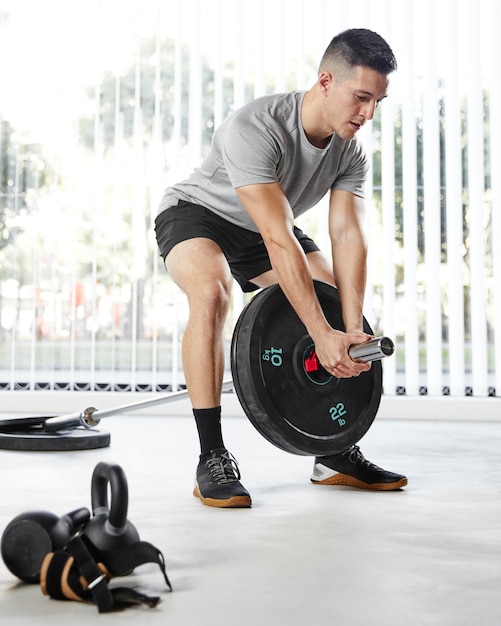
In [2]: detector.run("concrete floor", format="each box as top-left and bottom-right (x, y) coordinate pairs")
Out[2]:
(0, 409), (500, 625)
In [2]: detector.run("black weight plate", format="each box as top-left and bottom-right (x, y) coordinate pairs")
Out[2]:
(0, 428), (111, 451)
(231, 280), (382, 456)
(0, 416), (49, 430)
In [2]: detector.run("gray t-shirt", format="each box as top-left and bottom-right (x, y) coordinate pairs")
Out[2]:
(158, 91), (368, 233)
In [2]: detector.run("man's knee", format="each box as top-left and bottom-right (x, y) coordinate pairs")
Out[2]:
(198, 279), (232, 313)
(180, 276), (232, 331)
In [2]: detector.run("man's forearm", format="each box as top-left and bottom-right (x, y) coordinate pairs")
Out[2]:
(266, 237), (337, 341)
(331, 237), (367, 333)
(328, 190), (368, 333)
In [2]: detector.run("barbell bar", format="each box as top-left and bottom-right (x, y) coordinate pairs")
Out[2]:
(24, 335), (392, 433)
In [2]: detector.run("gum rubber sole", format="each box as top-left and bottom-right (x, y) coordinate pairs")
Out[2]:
(311, 473), (408, 491)
(193, 483), (252, 508)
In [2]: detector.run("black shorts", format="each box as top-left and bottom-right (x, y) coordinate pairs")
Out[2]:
(154, 200), (320, 292)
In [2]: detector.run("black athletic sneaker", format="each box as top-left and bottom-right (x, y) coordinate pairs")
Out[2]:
(193, 448), (252, 508)
(311, 445), (407, 491)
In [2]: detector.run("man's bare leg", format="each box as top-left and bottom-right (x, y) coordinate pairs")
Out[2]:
(165, 237), (251, 507)
(166, 237), (233, 408)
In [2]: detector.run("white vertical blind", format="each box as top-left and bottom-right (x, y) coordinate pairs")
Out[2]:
(148, 15), (164, 392)
(213, 1), (224, 129)
(0, 0), (497, 400)
(466, 1), (489, 396)
(422, 0), (443, 396)
(188, 0), (203, 168)
(490, 0), (501, 396)
(171, 3), (183, 156)
(400, 0), (420, 396)
(273, 0), (286, 94)
(443, 0), (466, 397)
(233, 1), (245, 110)
(378, 0), (396, 396)
(380, 94), (397, 395)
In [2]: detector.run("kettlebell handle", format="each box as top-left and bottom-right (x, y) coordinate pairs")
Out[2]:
(91, 462), (129, 531)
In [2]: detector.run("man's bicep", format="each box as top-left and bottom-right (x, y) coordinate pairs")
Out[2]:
(236, 182), (294, 236)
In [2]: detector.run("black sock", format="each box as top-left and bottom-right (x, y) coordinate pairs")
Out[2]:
(193, 406), (224, 454)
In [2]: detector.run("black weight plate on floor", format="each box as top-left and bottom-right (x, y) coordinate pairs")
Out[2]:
(0, 427), (110, 451)
(0, 416), (48, 430)
(231, 280), (382, 456)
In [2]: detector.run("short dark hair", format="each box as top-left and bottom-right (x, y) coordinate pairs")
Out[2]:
(319, 28), (397, 76)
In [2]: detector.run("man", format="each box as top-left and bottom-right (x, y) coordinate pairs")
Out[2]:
(155, 28), (407, 508)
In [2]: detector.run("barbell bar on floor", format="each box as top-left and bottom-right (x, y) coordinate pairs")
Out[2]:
(43, 379), (236, 432)
(42, 335), (392, 433)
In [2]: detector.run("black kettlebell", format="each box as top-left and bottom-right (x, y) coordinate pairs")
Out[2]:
(83, 461), (140, 553)
(1, 507), (90, 583)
